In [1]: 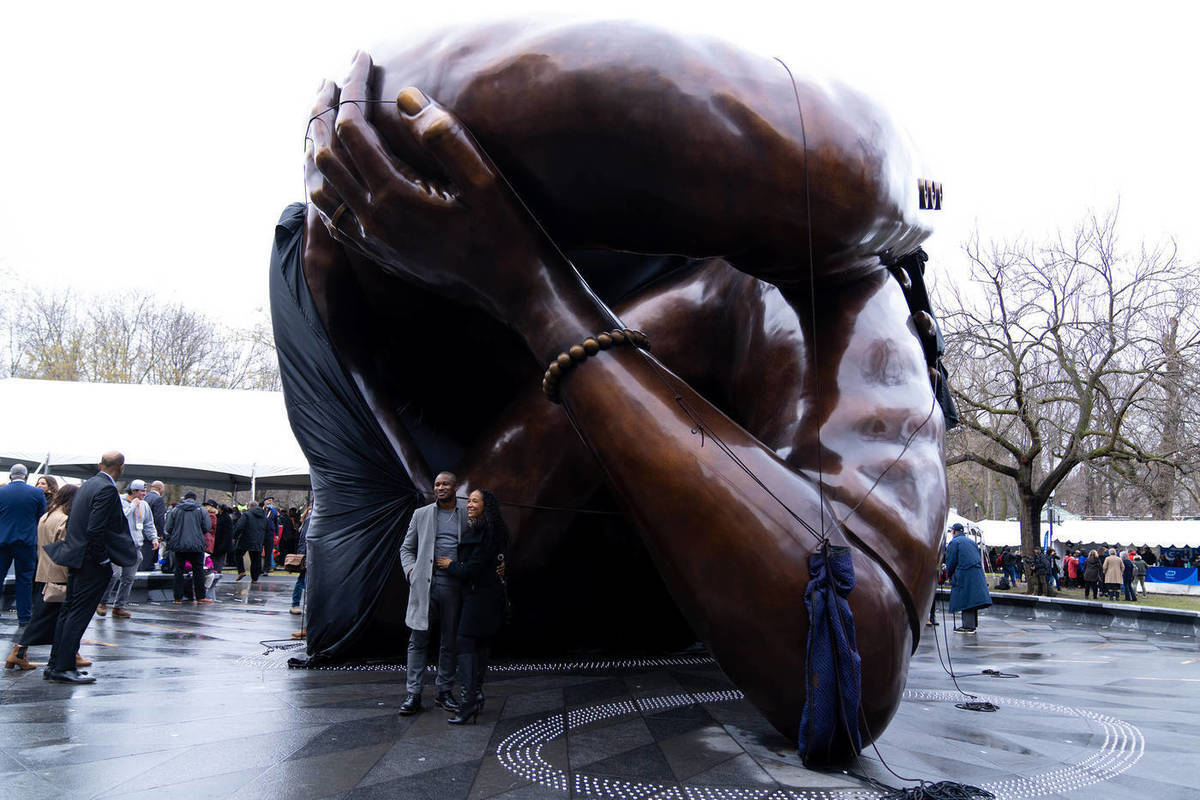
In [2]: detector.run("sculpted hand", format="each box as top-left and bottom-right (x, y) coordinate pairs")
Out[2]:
(306, 52), (560, 323)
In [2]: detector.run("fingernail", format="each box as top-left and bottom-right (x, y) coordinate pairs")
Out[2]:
(397, 87), (429, 115)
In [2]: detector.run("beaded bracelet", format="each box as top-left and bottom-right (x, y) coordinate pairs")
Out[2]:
(542, 329), (651, 403)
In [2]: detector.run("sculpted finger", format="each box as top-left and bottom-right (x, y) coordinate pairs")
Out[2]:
(397, 87), (497, 193)
(305, 138), (341, 219)
(333, 51), (397, 193)
(305, 80), (340, 209)
(308, 79), (368, 222)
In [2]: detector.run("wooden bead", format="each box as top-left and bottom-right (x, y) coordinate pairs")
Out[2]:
(541, 379), (550, 393)
(549, 363), (562, 379)
(583, 337), (600, 355)
(569, 345), (586, 362)
(544, 370), (553, 384)
(610, 329), (626, 344)
(597, 333), (612, 349)
(556, 353), (573, 370)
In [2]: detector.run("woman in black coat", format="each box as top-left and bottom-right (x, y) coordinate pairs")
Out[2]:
(213, 505), (235, 573)
(434, 488), (508, 724)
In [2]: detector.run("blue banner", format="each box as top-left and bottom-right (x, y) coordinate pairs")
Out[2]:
(1146, 567), (1200, 585)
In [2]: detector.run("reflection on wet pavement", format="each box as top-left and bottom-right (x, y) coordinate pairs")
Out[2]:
(2, 578), (1197, 799)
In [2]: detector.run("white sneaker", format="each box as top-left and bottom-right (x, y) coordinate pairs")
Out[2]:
(290, 606), (302, 615)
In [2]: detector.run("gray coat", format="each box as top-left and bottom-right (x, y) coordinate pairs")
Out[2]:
(400, 500), (467, 631)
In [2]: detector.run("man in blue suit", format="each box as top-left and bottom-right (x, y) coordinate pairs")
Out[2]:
(0, 463), (47, 625)
(45, 451), (138, 683)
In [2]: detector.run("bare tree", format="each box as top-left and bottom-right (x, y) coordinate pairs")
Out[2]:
(941, 210), (1200, 554)
(14, 290), (87, 381)
(8, 287), (281, 392)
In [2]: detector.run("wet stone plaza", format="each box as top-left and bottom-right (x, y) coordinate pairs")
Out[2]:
(2, 578), (1199, 800)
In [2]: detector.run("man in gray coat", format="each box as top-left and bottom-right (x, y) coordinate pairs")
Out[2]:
(398, 471), (467, 715)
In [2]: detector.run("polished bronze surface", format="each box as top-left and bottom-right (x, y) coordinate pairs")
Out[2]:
(301, 20), (946, 755)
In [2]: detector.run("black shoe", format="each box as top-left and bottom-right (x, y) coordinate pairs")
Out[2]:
(953, 627), (976, 633)
(434, 691), (461, 712)
(447, 702), (480, 725)
(45, 668), (96, 684)
(398, 694), (422, 716)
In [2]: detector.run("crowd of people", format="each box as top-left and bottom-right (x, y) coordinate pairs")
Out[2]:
(2, 455), (310, 681)
(986, 543), (1157, 601)
(4, 456), (504, 727)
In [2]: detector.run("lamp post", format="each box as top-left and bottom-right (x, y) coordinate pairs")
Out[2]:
(1047, 490), (1056, 549)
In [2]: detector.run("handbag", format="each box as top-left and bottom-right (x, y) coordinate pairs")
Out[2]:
(43, 582), (67, 603)
(283, 553), (306, 572)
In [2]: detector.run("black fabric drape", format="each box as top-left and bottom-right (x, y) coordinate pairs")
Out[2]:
(268, 203), (421, 663)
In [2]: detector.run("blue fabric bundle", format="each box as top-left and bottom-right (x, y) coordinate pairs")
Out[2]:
(799, 544), (863, 765)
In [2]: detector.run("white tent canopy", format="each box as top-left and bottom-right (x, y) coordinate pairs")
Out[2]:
(975, 518), (1200, 549)
(0, 378), (310, 490)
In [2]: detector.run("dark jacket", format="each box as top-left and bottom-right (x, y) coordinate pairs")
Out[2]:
(944, 533), (992, 613)
(1122, 556), (1134, 583)
(49, 472), (138, 569)
(165, 499), (211, 553)
(277, 514), (300, 557)
(1083, 555), (1101, 582)
(1029, 551), (1050, 577)
(234, 507), (271, 551)
(144, 490), (167, 543)
(213, 510), (234, 557)
(445, 518), (508, 638)
(0, 479), (47, 546)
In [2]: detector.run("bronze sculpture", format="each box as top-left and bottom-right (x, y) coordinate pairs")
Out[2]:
(288, 19), (948, 757)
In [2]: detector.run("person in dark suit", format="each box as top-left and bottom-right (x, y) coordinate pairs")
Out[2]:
(0, 463), (47, 625)
(45, 451), (138, 683)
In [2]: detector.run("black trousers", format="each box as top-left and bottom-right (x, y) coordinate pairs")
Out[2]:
(236, 549), (262, 581)
(174, 551), (206, 601)
(49, 559), (111, 671)
(19, 583), (63, 647)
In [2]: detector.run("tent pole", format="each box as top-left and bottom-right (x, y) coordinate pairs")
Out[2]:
(250, 464), (256, 503)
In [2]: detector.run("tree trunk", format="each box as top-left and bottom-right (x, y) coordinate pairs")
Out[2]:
(1018, 481), (1042, 564)
(1151, 318), (1182, 519)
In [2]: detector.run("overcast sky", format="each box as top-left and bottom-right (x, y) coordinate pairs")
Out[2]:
(1, 1), (1195, 325)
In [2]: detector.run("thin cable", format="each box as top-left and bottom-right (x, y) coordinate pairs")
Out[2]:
(417, 492), (624, 517)
(775, 56), (828, 540)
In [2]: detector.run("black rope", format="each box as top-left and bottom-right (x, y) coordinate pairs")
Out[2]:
(775, 56), (828, 541)
(259, 638), (305, 655)
(416, 491), (624, 516)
